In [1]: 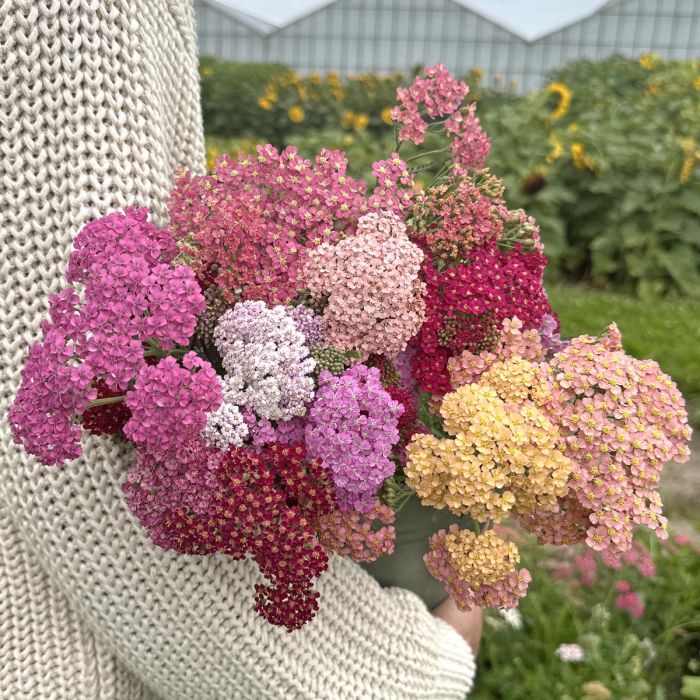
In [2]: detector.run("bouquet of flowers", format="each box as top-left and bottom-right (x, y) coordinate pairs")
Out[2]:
(10, 65), (692, 631)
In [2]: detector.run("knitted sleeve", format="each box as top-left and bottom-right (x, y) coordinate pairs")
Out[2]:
(0, 2), (477, 699)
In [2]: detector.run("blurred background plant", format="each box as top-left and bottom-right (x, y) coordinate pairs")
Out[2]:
(470, 531), (700, 699)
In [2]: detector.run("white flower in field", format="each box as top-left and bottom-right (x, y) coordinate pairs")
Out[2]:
(555, 643), (585, 663)
(498, 607), (523, 630)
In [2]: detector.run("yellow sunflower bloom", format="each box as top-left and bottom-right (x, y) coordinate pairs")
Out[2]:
(380, 107), (394, 126)
(341, 110), (355, 129)
(353, 113), (369, 131)
(258, 97), (273, 111)
(546, 82), (572, 120)
(288, 105), (305, 123)
(546, 132), (564, 163)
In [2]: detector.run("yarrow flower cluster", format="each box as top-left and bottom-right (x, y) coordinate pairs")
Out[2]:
(532, 326), (692, 552)
(317, 500), (396, 562)
(304, 211), (426, 359)
(406, 356), (571, 522)
(391, 64), (469, 144)
(9, 208), (205, 466)
(214, 301), (315, 421)
(425, 526), (531, 610)
(168, 145), (368, 305)
(305, 365), (403, 510)
(124, 352), (222, 463)
(11, 65), (692, 630)
(412, 241), (551, 394)
(125, 441), (335, 630)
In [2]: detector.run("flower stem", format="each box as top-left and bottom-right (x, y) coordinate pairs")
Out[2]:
(86, 395), (126, 409)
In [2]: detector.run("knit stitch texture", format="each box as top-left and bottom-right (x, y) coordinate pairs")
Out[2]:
(0, 1), (476, 698)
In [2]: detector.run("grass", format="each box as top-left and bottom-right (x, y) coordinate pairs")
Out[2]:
(547, 283), (700, 424)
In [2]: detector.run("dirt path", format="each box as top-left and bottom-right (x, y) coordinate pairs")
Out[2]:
(660, 435), (700, 544)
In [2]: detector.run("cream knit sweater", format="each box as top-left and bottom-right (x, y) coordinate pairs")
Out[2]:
(0, 1), (476, 698)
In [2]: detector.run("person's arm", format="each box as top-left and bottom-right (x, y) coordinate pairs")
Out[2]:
(0, 2), (477, 698)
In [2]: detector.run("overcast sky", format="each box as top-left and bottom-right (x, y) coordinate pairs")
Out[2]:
(215, 0), (610, 40)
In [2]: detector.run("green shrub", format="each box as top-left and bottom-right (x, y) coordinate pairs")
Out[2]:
(199, 57), (292, 141)
(472, 533), (700, 699)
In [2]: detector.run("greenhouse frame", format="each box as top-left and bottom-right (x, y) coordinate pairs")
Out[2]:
(194, 0), (700, 91)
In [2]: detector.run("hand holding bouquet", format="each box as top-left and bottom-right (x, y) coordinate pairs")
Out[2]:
(10, 65), (692, 631)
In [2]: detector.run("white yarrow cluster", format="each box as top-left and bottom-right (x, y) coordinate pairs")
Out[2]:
(201, 399), (249, 450)
(555, 643), (585, 663)
(214, 301), (316, 421)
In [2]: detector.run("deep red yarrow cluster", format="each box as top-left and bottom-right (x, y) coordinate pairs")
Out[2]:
(412, 241), (552, 394)
(125, 441), (335, 631)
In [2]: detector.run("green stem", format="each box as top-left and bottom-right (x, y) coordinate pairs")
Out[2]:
(87, 395), (126, 409)
(143, 346), (189, 359)
(406, 147), (449, 163)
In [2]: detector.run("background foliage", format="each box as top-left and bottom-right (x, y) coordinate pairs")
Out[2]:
(201, 55), (700, 299)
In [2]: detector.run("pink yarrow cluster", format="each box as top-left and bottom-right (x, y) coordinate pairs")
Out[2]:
(168, 145), (369, 304)
(317, 500), (396, 562)
(9, 208), (205, 466)
(390, 64), (490, 172)
(305, 211), (426, 359)
(540, 327), (692, 552)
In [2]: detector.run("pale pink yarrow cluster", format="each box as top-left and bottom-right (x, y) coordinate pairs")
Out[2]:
(445, 103), (491, 175)
(391, 64), (469, 144)
(555, 644), (585, 663)
(548, 326), (692, 552)
(214, 301), (315, 421)
(448, 317), (548, 388)
(124, 353), (222, 463)
(305, 365), (403, 511)
(201, 395), (249, 451)
(317, 500), (396, 563)
(304, 211), (426, 360)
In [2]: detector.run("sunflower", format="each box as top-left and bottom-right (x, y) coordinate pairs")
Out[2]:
(288, 105), (305, 123)
(546, 82), (572, 120)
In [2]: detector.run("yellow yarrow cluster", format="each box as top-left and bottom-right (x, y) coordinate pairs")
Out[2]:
(405, 358), (571, 522)
(445, 529), (520, 588)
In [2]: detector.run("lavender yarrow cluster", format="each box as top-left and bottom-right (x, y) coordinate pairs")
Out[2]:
(214, 301), (316, 422)
(285, 305), (325, 347)
(540, 314), (568, 355)
(240, 408), (306, 449)
(305, 365), (403, 511)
